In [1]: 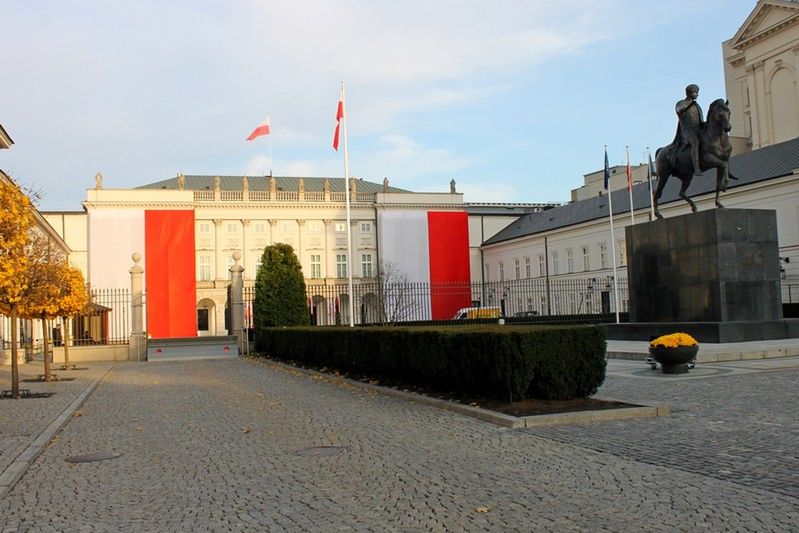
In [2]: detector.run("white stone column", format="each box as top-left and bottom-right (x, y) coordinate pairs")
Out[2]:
(297, 219), (306, 269)
(129, 252), (146, 362)
(213, 219), (223, 280)
(241, 219), (250, 280)
(268, 219), (278, 245)
(229, 251), (245, 354)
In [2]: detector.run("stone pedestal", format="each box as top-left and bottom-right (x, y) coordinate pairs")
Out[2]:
(607, 209), (797, 343)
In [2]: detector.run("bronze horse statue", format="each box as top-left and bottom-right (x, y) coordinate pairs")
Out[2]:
(653, 99), (736, 219)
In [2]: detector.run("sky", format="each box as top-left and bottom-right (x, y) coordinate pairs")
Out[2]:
(1, 0), (758, 211)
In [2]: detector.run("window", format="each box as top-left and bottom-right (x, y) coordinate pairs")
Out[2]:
(551, 251), (559, 275)
(197, 309), (209, 331)
(566, 248), (574, 273)
(310, 254), (321, 279)
(538, 255), (545, 277)
(254, 222), (266, 234)
(199, 222), (210, 233)
(485, 263), (490, 281)
(599, 243), (608, 269)
(254, 259), (262, 276)
(499, 261), (505, 282)
(514, 259), (520, 280)
(360, 222), (372, 233)
(335, 222), (346, 232)
(525, 256), (531, 278)
(618, 240), (626, 265)
(581, 246), (590, 271)
(336, 254), (348, 278)
(225, 222), (237, 234)
(361, 254), (373, 278)
(280, 222), (294, 234)
(309, 222), (321, 233)
(198, 255), (211, 281)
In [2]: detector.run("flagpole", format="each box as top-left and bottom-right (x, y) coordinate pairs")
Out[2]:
(268, 116), (273, 176)
(605, 146), (620, 324)
(626, 145), (635, 227)
(647, 147), (655, 221)
(340, 82), (355, 327)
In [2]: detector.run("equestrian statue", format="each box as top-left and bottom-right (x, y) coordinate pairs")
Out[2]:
(653, 84), (736, 219)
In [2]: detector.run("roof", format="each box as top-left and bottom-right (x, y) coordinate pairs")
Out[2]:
(465, 202), (559, 216)
(0, 124), (13, 149)
(484, 136), (799, 246)
(136, 175), (411, 194)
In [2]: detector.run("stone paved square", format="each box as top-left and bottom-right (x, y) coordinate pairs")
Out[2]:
(0, 356), (797, 531)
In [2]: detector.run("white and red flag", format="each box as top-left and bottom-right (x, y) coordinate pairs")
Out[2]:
(333, 97), (343, 151)
(246, 117), (271, 141)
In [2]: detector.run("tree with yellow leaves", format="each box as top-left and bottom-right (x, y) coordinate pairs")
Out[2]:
(18, 232), (66, 382)
(0, 176), (34, 398)
(54, 265), (89, 369)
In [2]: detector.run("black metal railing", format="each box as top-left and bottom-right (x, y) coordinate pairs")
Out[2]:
(240, 276), (630, 326)
(71, 288), (132, 345)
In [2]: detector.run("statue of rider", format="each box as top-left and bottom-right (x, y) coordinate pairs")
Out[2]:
(671, 84), (705, 176)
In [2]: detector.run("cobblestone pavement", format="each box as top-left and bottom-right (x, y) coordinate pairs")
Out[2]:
(0, 357), (797, 531)
(0, 362), (111, 476)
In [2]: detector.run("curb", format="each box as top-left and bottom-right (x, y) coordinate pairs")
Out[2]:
(0, 363), (113, 499)
(252, 357), (669, 429)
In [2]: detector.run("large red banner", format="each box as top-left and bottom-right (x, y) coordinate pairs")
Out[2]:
(427, 211), (471, 320)
(145, 210), (197, 338)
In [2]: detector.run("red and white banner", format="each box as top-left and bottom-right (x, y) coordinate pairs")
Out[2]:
(333, 98), (343, 151)
(378, 210), (471, 320)
(246, 117), (271, 141)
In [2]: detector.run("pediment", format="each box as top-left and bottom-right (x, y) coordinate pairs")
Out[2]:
(728, 0), (799, 50)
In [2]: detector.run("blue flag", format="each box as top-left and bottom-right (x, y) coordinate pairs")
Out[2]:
(604, 148), (610, 190)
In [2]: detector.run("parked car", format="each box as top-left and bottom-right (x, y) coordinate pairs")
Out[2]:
(451, 306), (502, 320)
(513, 310), (539, 317)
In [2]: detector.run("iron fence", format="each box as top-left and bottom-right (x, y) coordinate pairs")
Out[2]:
(241, 276), (630, 326)
(782, 274), (799, 303)
(72, 288), (132, 345)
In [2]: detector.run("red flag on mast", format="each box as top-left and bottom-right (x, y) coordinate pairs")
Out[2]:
(333, 99), (343, 151)
(246, 117), (271, 141)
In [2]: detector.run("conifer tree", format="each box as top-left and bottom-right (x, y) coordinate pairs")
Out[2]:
(253, 244), (309, 344)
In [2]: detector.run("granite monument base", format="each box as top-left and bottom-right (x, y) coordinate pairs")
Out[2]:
(605, 319), (799, 343)
(615, 208), (791, 343)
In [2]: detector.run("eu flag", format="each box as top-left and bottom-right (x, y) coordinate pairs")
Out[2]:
(604, 148), (610, 190)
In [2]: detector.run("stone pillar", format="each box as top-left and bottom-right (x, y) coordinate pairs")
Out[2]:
(213, 219), (223, 279)
(297, 219), (305, 267)
(229, 251), (245, 354)
(129, 253), (146, 362)
(241, 219), (250, 280)
(268, 219), (278, 245)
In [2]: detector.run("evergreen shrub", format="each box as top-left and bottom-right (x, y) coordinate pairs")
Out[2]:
(256, 325), (606, 401)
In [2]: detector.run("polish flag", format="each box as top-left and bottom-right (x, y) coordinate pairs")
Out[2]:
(246, 117), (271, 141)
(333, 99), (343, 151)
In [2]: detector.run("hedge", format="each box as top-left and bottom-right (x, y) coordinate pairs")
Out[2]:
(256, 325), (606, 401)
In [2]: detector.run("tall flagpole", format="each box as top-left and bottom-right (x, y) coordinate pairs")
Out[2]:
(340, 82), (355, 327)
(268, 116), (273, 176)
(605, 146), (620, 324)
(647, 147), (656, 220)
(626, 145), (635, 227)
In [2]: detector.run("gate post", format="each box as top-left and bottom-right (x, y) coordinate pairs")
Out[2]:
(229, 251), (245, 354)
(129, 253), (146, 362)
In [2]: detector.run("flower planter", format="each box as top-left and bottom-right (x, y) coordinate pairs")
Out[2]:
(648, 345), (698, 374)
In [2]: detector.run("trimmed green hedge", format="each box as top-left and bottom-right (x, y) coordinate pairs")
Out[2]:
(256, 325), (606, 401)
